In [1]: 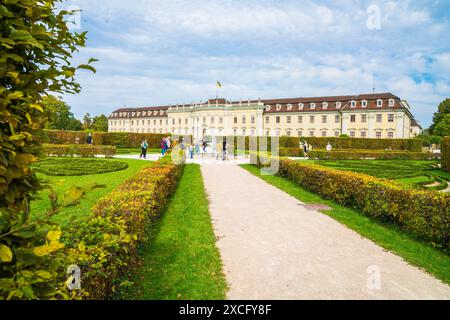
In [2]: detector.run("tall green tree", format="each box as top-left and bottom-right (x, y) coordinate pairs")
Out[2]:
(91, 114), (109, 132)
(430, 98), (450, 135)
(0, 0), (96, 299)
(433, 114), (450, 137)
(42, 95), (82, 131)
(82, 113), (92, 130)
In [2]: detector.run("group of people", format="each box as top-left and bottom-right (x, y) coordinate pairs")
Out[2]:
(160, 136), (172, 156)
(299, 141), (333, 157)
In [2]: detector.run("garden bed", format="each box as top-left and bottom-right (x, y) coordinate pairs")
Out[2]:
(32, 158), (128, 176)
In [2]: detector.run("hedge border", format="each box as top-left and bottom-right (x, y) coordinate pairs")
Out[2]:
(256, 155), (450, 248)
(64, 156), (184, 299)
(442, 137), (450, 172)
(309, 150), (441, 160)
(43, 144), (117, 158)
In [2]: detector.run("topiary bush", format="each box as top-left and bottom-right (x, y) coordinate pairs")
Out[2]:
(43, 144), (117, 158)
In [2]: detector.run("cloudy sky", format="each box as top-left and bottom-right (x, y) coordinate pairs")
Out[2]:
(61, 0), (450, 128)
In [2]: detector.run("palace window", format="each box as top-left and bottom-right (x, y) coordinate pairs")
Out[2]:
(211, 117), (215, 124)
(266, 105), (271, 111)
(242, 116), (246, 124)
(298, 131), (303, 137)
(298, 103), (304, 110)
(351, 101), (356, 108)
(287, 104), (293, 111)
(335, 115), (340, 123)
(160, 119), (163, 125)
(322, 116), (327, 124)
(376, 132), (382, 139)
(335, 131), (340, 137)
(361, 115), (367, 123)
(219, 117), (223, 124)
(377, 114), (383, 123)
(154, 120), (157, 125)
(266, 117), (270, 124)
(310, 103), (316, 110)
(322, 131), (327, 137)
(388, 114), (394, 122)
(287, 116), (291, 124)
(251, 116), (255, 124)
(310, 116), (315, 124)
(336, 102), (341, 109)
(362, 100), (368, 108)
(172, 119), (175, 125)
(286, 130), (291, 136)
(276, 129), (280, 136)
(242, 128), (246, 135)
(276, 116), (281, 124)
(178, 119), (182, 125)
(298, 116), (303, 124)
(148, 120), (151, 125)
(350, 131), (355, 138)
(389, 99), (395, 107)
(388, 132), (394, 139)
(234, 117), (238, 124)
(377, 100), (383, 107)
(251, 129), (255, 136)
(350, 115), (356, 123)
(309, 131), (315, 137)
(322, 102), (328, 110)
(266, 130), (270, 136)
(361, 131), (367, 138)
(276, 104), (282, 111)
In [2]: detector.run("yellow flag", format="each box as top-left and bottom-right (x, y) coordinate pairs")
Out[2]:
(216, 81), (222, 88)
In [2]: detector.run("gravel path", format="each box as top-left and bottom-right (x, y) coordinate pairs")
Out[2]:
(201, 163), (450, 300)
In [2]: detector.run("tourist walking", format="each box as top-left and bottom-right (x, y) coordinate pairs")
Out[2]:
(195, 139), (200, 155)
(140, 139), (148, 159)
(222, 138), (228, 161)
(167, 137), (172, 149)
(326, 142), (333, 152)
(202, 139), (208, 153)
(161, 137), (168, 156)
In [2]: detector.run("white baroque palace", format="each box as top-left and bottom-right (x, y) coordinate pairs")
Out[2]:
(108, 93), (422, 140)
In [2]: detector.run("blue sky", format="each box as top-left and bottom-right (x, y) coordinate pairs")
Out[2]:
(61, 0), (450, 128)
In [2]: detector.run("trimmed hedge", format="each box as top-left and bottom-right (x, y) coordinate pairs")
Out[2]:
(257, 156), (450, 248)
(279, 148), (305, 157)
(230, 136), (422, 152)
(43, 144), (117, 158)
(442, 137), (450, 172)
(64, 156), (184, 299)
(41, 130), (192, 149)
(309, 150), (441, 160)
(31, 158), (128, 176)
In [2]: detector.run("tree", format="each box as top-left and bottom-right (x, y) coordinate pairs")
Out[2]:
(82, 113), (92, 130)
(430, 98), (450, 135)
(91, 114), (109, 132)
(42, 95), (83, 131)
(433, 114), (450, 137)
(0, 0), (96, 299)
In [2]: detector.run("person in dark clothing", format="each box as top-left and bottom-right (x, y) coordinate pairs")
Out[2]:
(87, 132), (93, 145)
(140, 139), (148, 159)
(222, 139), (227, 161)
(202, 140), (208, 153)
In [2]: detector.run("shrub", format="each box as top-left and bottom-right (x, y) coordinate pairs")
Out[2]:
(442, 137), (450, 172)
(257, 156), (450, 248)
(63, 157), (184, 299)
(279, 148), (305, 157)
(43, 144), (117, 158)
(309, 150), (441, 160)
(31, 158), (128, 176)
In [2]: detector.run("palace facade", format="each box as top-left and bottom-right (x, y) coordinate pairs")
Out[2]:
(108, 93), (422, 140)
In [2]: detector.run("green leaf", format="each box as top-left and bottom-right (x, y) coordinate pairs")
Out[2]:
(0, 244), (13, 263)
(77, 64), (96, 73)
(0, 4), (14, 18)
(9, 28), (44, 50)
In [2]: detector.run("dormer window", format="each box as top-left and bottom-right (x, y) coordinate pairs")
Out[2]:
(298, 103), (304, 110)
(377, 99), (383, 107)
(276, 104), (282, 111)
(287, 104), (293, 111)
(310, 103), (316, 110)
(160, 110), (164, 115)
(362, 100), (368, 108)
(132, 112), (136, 117)
(389, 99), (395, 107)
(336, 102), (341, 109)
(266, 105), (271, 112)
(351, 101), (356, 108)
(322, 102), (328, 110)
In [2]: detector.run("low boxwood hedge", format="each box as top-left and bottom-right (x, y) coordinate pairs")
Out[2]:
(279, 147), (305, 157)
(309, 150), (441, 160)
(31, 158), (128, 176)
(43, 144), (117, 158)
(257, 155), (450, 248)
(64, 156), (184, 299)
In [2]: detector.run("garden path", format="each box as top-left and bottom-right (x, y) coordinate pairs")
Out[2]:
(200, 163), (450, 300)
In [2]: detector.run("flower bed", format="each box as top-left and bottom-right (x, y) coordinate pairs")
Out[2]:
(257, 155), (450, 248)
(43, 144), (117, 158)
(63, 156), (184, 299)
(308, 149), (440, 160)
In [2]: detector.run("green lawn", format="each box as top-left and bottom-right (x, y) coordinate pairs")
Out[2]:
(126, 164), (227, 300)
(31, 158), (151, 228)
(241, 164), (450, 285)
(313, 159), (449, 189)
